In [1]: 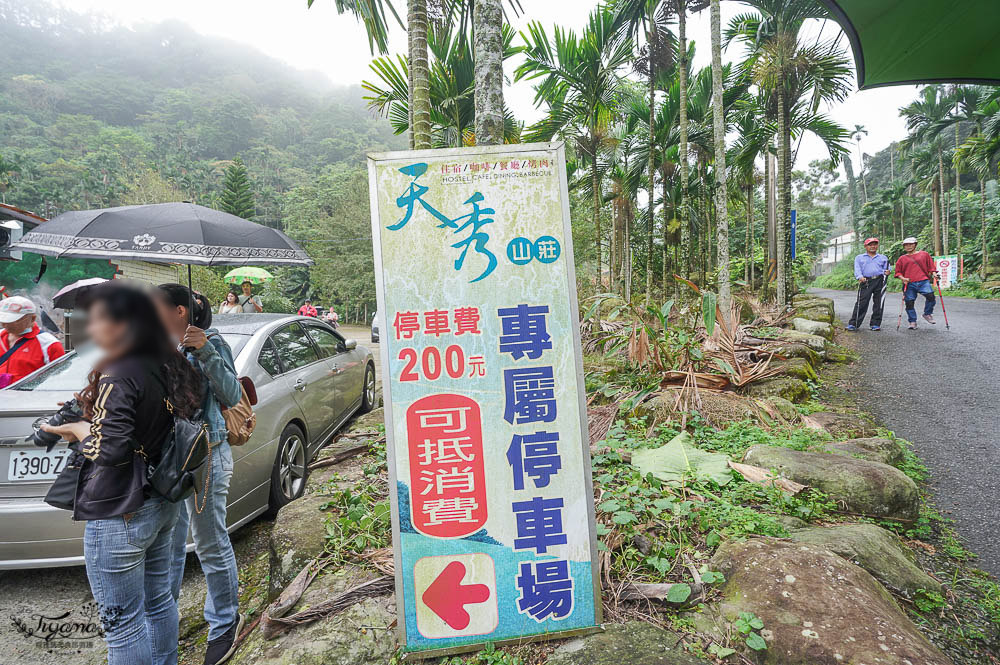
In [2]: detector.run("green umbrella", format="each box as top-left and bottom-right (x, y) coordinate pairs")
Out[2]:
(224, 267), (275, 285)
(819, 0), (1000, 89)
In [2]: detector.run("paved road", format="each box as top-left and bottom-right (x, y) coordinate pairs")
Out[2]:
(813, 288), (1000, 576)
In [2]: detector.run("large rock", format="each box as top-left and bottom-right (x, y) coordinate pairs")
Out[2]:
(639, 390), (762, 427)
(795, 305), (835, 325)
(229, 568), (396, 665)
(771, 357), (818, 382)
(547, 622), (710, 665)
(776, 329), (828, 353)
(761, 396), (798, 421)
(792, 294), (835, 318)
(800, 411), (874, 438)
(763, 341), (821, 368)
(791, 317), (834, 341)
(706, 538), (953, 665)
(268, 494), (332, 599)
(787, 523), (942, 599)
(740, 376), (811, 404)
(822, 437), (904, 467)
(742, 445), (919, 521)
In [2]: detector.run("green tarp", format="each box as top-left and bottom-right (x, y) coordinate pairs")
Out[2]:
(819, 0), (1000, 89)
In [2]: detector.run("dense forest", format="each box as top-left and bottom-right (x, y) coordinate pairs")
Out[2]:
(0, 0), (404, 316)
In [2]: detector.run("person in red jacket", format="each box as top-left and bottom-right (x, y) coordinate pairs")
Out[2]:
(0, 296), (65, 385)
(297, 299), (318, 317)
(894, 237), (939, 330)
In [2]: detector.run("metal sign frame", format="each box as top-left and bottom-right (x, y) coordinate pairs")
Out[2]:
(367, 142), (602, 659)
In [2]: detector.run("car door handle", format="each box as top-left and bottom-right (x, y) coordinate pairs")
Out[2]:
(294, 378), (307, 391)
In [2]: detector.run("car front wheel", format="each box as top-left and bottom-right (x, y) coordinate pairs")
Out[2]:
(267, 423), (309, 516)
(360, 363), (376, 413)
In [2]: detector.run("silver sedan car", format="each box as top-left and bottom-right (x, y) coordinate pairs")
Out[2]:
(0, 314), (376, 569)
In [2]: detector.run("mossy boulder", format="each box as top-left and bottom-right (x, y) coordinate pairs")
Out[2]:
(742, 445), (919, 521)
(821, 343), (854, 364)
(771, 357), (818, 382)
(762, 396), (798, 421)
(776, 329), (828, 354)
(547, 622), (710, 665)
(705, 538), (953, 665)
(795, 305), (835, 325)
(268, 494), (332, 600)
(822, 437), (904, 467)
(792, 294), (835, 317)
(638, 390), (762, 427)
(764, 341), (821, 368)
(229, 567), (396, 665)
(740, 376), (811, 403)
(791, 317), (834, 341)
(786, 523), (942, 599)
(801, 411), (874, 438)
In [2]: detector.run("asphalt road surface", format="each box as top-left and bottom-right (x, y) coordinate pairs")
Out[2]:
(813, 288), (1000, 576)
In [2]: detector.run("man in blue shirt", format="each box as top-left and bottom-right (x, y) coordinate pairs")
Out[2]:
(848, 237), (890, 331)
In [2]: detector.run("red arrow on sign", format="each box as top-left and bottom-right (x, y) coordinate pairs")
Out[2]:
(421, 560), (491, 630)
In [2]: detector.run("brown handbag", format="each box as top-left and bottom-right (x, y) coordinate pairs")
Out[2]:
(222, 378), (256, 446)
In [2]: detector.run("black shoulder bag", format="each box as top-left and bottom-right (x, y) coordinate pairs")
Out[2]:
(145, 368), (212, 507)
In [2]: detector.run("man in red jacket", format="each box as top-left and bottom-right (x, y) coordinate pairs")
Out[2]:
(0, 296), (65, 385)
(894, 237), (939, 330)
(297, 299), (318, 317)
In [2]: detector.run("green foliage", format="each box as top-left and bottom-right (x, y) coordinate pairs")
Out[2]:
(914, 588), (948, 613)
(217, 157), (256, 220)
(322, 479), (392, 562)
(441, 643), (522, 665)
(733, 611), (767, 651)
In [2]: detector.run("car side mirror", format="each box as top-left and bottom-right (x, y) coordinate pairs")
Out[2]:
(344, 339), (357, 350)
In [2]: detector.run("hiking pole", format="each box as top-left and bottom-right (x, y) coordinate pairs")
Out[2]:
(934, 277), (951, 330)
(849, 280), (864, 329)
(896, 281), (906, 331)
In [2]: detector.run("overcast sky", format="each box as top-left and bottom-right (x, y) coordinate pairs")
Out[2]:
(55, 0), (919, 178)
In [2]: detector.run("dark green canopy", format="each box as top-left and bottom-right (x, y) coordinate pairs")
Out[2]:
(819, 0), (1000, 89)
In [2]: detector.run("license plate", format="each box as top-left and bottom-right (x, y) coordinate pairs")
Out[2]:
(6, 449), (70, 482)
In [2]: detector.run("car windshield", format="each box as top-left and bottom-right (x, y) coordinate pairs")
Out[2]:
(9, 344), (102, 392)
(9, 334), (250, 392)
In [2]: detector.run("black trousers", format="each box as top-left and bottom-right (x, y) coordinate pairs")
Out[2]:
(849, 275), (886, 328)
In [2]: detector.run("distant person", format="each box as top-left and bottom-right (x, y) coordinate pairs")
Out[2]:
(895, 236), (939, 330)
(297, 299), (318, 317)
(324, 307), (339, 328)
(237, 281), (263, 313)
(847, 237), (890, 331)
(219, 292), (241, 314)
(40, 283), (203, 665)
(0, 296), (65, 387)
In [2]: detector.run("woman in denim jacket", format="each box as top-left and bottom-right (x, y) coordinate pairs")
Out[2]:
(154, 285), (244, 665)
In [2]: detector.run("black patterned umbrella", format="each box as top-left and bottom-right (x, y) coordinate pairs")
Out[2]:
(12, 202), (312, 266)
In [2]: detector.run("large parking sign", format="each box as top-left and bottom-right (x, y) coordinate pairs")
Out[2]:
(368, 143), (601, 657)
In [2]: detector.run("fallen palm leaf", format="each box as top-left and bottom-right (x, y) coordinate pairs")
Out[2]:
(588, 403), (620, 447)
(660, 371), (730, 390)
(728, 461), (807, 494)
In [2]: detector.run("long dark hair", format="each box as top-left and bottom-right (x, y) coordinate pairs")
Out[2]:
(80, 283), (202, 419)
(155, 283), (212, 329)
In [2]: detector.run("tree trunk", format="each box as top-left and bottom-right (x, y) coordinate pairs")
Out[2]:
(473, 0), (504, 146)
(710, 0), (730, 313)
(592, 159), (603, 292)
(931, 184), (942, 256)
(775, 90), (789, 306)
(843, 157), (860, 239)
(662, 174), (670, 297)
(645, 21), (656, 308)
(938, 148), (948, 254)
(981, 178), (988, 279)
(745, 184), (753, 285)
(408, 0), (432, 150)
(677, 1), (690, 286)
(954, 123), (962, 257)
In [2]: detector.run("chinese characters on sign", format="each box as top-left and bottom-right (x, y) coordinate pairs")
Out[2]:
(369, 144), (599, 656)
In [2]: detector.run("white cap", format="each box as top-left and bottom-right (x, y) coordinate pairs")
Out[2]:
(0, 296), (38, 323)
(902, 237), (918, 245)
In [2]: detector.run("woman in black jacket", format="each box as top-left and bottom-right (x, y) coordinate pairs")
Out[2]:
(42, 283), (202, 665)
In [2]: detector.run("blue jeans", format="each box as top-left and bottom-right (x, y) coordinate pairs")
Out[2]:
(904, 279), (936, 322)
(168, 442), (239, 640)
(84, 496), (181, 665)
